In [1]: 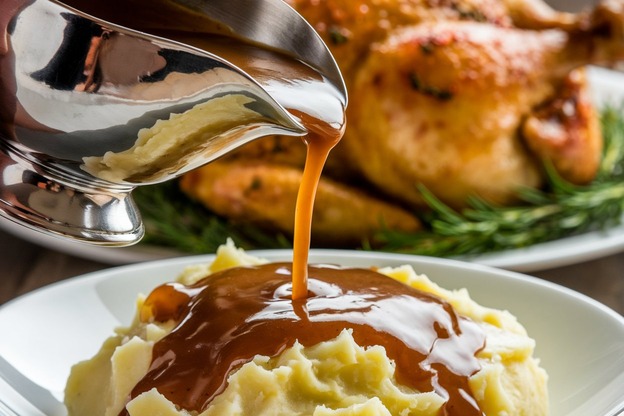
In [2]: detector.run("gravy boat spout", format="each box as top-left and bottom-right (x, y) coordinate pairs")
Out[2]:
(0, 0), (347, 246)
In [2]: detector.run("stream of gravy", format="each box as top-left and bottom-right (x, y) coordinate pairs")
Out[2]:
(142, 32), (346, 299)
(59, 0), (345, 296)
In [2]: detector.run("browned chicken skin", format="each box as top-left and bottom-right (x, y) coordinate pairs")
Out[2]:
(182, 0), (624, 243)
(522, 68), (602, 184)
(342, 20), (606, 207)
(180, 161), (420, 245)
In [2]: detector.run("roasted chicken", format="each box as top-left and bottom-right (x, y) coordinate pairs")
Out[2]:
(181, 0), (624, 245)
(180, 161), (421, 245)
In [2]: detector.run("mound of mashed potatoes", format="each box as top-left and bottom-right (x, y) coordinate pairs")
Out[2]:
(65, 241), (548, 415)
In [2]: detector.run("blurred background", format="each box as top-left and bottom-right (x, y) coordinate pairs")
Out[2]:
(0, 0), (622, 317)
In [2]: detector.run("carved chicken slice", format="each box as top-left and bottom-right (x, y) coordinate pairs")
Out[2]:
(180, 160), (421, 246)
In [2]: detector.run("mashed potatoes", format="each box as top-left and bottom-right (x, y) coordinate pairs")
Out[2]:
(65, 241), (548, 415)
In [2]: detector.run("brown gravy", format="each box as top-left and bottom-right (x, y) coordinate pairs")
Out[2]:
(129, 263), (485, 415)
(137, 32), (345, 298)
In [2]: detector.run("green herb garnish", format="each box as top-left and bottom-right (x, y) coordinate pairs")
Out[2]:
(329, 27), (349, 45)
(420, 43), (435, 55)
(451, 3), (488, 22)
(375, 106), (624, 256)
(133, 181), (291, 253)
(409, 73), (454, 101)
(134, 106), (624, 258)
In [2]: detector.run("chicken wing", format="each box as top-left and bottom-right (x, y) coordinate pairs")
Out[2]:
(522, 68), (602, 184)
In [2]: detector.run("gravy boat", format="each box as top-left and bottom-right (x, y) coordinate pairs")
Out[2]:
(0, 0), (346, 246)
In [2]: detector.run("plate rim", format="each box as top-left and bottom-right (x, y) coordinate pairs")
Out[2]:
(1, 249), (624, 416)
(2, 247), (624, 321)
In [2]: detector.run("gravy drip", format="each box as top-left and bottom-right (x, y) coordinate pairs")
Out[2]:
(291, 119), (342, 298)
(127, 263), (485, 415)
(146, 33), (345, 299)
(58, 0), (346, 296)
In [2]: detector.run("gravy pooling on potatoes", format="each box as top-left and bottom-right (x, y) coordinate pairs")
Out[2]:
(129, 263), (485, 416)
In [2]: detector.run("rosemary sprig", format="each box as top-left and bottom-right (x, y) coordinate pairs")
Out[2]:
(133, 181), (291, 254)
(375, 106), (624, 256)
(134, 106), (624, 257)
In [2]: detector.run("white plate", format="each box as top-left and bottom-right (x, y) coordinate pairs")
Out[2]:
(3, 210), (624, 273)
(2, 66), (624, 272)
(0, 251), (623, 416)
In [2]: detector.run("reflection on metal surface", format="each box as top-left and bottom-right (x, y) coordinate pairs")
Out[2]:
(0, 0), (346, 246)
(0, 142), (143, 244)
(81, 93), (277, 183)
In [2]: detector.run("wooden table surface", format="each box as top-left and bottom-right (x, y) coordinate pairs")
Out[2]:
(1, 227), (623, 316)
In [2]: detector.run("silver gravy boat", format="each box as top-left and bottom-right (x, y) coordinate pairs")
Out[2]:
(0, 0), (346, 246)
